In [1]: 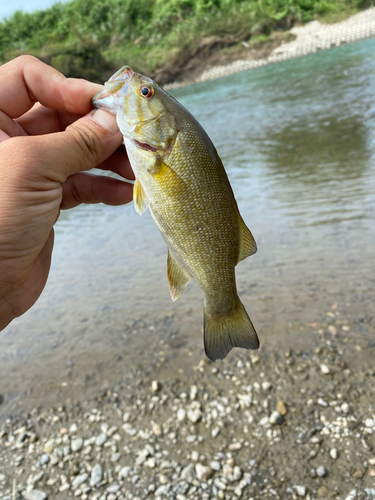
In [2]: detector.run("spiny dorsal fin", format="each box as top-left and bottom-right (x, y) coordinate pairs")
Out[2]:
(204, 297), (259, 362)
(167, 249), (191, 301)
(237, 216), (257, 264)
(134, 178), (149, 215)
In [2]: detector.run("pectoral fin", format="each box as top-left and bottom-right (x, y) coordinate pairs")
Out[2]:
(237, 216), (257, 264)
(134, 178), (149, 215)
(151, 159), (185, 195)
(167, 249), (191, 301)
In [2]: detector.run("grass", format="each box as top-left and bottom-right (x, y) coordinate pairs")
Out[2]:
(0, 0), (374, 83)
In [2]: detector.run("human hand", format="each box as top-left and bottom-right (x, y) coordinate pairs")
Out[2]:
(0, 56), (134, 331)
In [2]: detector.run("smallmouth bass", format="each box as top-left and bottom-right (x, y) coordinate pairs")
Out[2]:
(92, 66), (259, 361)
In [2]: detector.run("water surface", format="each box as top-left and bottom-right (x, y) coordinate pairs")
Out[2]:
(1, 38), (375, 416)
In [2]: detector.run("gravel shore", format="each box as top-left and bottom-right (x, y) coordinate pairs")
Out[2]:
(165, 8), (375, 89)
(1, 303), (374, 500)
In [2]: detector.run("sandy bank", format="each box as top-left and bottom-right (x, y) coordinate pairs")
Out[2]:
(166, 7), (375, 89)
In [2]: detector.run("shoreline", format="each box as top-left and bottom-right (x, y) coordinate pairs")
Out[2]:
(165, 7), (375, 90)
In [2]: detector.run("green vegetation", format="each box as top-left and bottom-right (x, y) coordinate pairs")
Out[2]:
(0, 0), (373, 83)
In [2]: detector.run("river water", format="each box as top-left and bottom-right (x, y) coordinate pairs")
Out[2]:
(1, 38), (375, 416)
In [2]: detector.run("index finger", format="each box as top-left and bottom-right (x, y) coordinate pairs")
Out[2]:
(0, 55), (103, 119)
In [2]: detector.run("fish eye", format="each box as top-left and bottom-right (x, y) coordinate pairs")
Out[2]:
(139, 85), (154, 98)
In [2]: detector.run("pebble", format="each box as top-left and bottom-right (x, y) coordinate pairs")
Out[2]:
(152, 423), (163, 436)
(177, 408), (186, 422)
(320, 364), (330, 374)
(229, 442), (242, 451)
(43, 440), (54, 454)
(151, 380), (161, 392)
(71, 438), (83, 452)
(111, 452), (121, 463)
(180, 464), (195, 482)
(40, 454), (50, 465)
(95, 433), (107, 447)
(210, 460), (221, 471)
(187, 408), (202, 423)
(90, 464), (103, 486)
(262, 381), (272, 391)
(365, 418), (375, 428)
(269, 411), (284, 425)
(22, 491), (48, 500)
(316, 465), (328, 477)
(186, 435), (197, 443)
(211, 427), (220, 438)
(72, 473), (89, 490)
(344, 491), (357, 500)
(330, 448), (338, 459)
(294, 485), (307, 497)
(69, 423), (78, 433)
(106, 484), (120, 493)
(195, 463), (213, 481)
(190, 385), (198, 400)
(276, 400), (287, 416)
(118, 466), (131, 479)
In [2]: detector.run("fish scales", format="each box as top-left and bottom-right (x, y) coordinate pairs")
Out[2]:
(92, 66), (259, 361)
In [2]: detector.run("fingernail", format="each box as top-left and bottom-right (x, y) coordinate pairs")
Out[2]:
(91, 109), (119, 134)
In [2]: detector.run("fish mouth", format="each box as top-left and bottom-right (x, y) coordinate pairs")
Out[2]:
(92, 66), (134, 110)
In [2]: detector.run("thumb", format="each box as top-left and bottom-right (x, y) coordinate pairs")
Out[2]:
(39, 108), (123, 181)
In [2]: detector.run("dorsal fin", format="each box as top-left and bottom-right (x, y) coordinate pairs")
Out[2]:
(237, 216), (257, 264)
(133, 178), (149, 215)
(167, 249), (191, 301)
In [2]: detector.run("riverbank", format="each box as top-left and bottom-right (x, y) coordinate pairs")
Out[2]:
(1, 304), (375, 500)
(165, 7), (375, 89)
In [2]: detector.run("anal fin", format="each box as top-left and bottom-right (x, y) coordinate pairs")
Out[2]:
(167, 249), (191, 301)
(238, 216), (257, 263)
(134, 178), (149, 215)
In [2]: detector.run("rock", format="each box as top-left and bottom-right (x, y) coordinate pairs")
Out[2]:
(365, 418), (375, 428)
(71, 438), (83, 452)
(144, 457), (156, 468)
(316, 465), (328, 477)
(320, 364), (330, 374)
(317, 486), (337, 498)
(344, 491), (357, 500)
(190, 385), (198, 400)
(330, 448), (338, 459)
(195, 464), (213, 481)
(40, 454), (50, 465)
(60, 427), (68, 435)
(269, 411), (284, 425)
(118, 466), (131, 480)
(90, 464), (103, 486)
(135, 448), (150, 465)
(186, 435), (197, 443)
(191, 450), (199, 461)
(107, 484), (120, 493)
(352, 470), (364, 478)
(233, 466), (242, 481)
(187, 408), (202, 423)
(328, 325), (337, 335)
(177, 408), (186, 422)
(151, 380), (161, 392)
(69, 423), (78, 434)
(276, 401), (287, 416)
(43, 440), (54, 454)
(0, 473), (5, 481)
(72, 473), (89, 490)
(180, 464), (195, 482)
(22, 491), (48, 500)
(211, 427), (220, 438)
(341, 402), (349, 413)
(294, 486), (307, 497)
(229, 442), (242, 451)
(111, 452), (121, 463)
(210, 460), (221, 471)
(262, 381), (272, 391)
(152, 423), (163, 436)
(95, 433), (107, 447)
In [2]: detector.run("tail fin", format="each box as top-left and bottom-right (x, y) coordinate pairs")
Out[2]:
(204, 298), (259, 362)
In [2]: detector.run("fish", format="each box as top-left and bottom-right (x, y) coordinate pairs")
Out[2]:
(92, 66), (259, 361)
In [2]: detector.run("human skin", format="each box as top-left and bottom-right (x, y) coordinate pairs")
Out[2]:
(0, 56), (135, 331)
